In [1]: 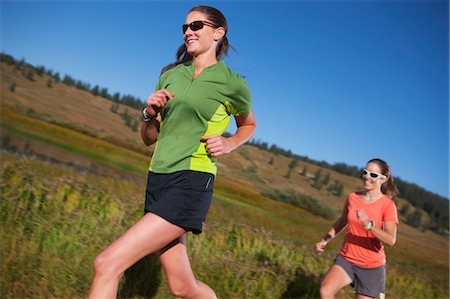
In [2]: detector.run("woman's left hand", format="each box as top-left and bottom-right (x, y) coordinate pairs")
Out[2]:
(201, 111), (256, 158)
(356, 208), (370, 227)
(202, 135), (232, 157)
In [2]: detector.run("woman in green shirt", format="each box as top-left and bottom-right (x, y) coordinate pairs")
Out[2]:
(89, 5), (256, 299)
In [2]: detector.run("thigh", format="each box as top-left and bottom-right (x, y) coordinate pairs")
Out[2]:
(321, 264), (353, 294)
(157, 235), (197, 287)
(98, 213), (186, 275)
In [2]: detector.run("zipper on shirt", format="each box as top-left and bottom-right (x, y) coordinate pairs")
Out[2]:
(182, 77), (194, 97)
(183, 61), (216, 96)
(181, 63), (197, 97)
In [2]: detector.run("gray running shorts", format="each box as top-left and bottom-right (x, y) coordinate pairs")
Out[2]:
(334, 254), (386, 298)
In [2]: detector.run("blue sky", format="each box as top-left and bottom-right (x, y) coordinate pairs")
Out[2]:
(1, 0), (448, 198)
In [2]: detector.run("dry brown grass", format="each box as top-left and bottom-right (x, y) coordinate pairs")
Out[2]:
(1, 63), (144, 146)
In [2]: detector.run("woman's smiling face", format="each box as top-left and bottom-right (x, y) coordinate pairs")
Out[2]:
(362, 162), (387, 192)
(183, 11), (222, 58)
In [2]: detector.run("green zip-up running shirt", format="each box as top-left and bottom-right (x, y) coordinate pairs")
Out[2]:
(149, 60), (252, 175)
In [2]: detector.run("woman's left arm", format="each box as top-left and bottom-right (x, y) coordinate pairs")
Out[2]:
(202, 111), (256, 157)
(369, 221), (397, 247)
(357, 208), (398, 247)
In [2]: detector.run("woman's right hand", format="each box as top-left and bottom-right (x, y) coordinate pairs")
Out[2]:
(145, 89), (175, 117)
(314, 239), (328, 255)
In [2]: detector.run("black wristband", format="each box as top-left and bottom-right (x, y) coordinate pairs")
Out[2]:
(323, 233), (332, 242)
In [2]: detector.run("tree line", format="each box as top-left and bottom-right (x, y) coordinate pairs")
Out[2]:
(2, 52), (448, 235)
(248, 140), (448, 235)
(285, 158), (344, 197)
(1, 52), (143, 110)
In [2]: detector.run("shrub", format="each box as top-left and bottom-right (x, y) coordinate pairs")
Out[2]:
(262, 188), (334, 219)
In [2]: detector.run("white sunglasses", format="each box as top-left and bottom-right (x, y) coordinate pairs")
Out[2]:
(362, 169), (386, 179)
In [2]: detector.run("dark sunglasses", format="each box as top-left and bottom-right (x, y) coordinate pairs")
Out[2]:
(362, 169), (386, 179)
(182, 20), (216, 34)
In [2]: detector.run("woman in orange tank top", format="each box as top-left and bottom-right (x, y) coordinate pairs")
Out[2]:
(315, 158), (398, 299)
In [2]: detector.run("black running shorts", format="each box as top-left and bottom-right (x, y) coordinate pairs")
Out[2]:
(144, 170), (214, 234)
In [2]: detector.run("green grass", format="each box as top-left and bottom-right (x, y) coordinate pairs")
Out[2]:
(0, 155), (323, 299)
(1, 109), (148, 175)
(1, 154), (448, 299)
(0, 79), (448, 298)
(262, 187), (334, 219)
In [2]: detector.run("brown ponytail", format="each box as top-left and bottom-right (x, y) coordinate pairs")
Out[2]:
(368, 158), (399, 197)
(161, 5), (230, 74)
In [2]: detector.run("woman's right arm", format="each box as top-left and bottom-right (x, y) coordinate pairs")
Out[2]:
(315, 209), (348, 255)
(140, 118), (160, 146)
(140, 89), (174, 146)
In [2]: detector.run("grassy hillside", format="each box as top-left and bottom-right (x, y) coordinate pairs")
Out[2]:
(2, 153), (448, 299)
(1, 61), (449, 298)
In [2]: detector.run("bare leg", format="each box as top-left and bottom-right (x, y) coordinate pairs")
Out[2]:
(88, 213), (186, 299)
(158, 235), (217, 299)
(320, 265), (353, 299)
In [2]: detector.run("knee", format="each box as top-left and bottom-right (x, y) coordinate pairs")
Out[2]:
(93, 251), (120, 278)
(319, 282), (334, 299)
(168, 281), (198, 298)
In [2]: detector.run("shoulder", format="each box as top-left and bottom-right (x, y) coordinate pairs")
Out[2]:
(218, 61), (248, 86)
(163, 62), (190, 75)
(343, 192), (358, 208)
(158, 62), (190, 86)
(380, 195), (398, 222)
(376, 195), (398, 217)
(381, 195), (397, 209)
(348, 191), (362, 201)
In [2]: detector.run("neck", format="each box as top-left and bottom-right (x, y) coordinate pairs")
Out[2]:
(364, 189), (384, 201)
(192, 54), (218, 71)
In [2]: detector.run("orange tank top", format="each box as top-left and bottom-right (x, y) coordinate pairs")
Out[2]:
(339, 192), (398, 268)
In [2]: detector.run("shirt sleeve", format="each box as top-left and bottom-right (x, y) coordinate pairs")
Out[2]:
(383, 199), (399, 224)
(341, 195), (351, 217)
(154, 72), (166, 91)
(228, 76), (252, 116)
